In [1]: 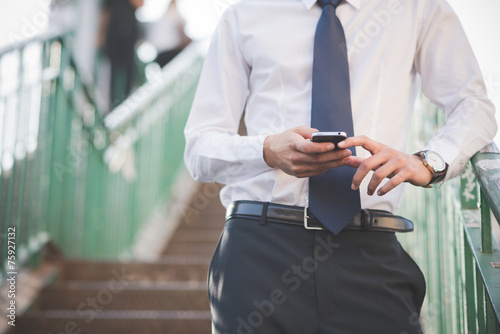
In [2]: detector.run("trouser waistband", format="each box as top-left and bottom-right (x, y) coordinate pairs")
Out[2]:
(226, 200), (414, 233)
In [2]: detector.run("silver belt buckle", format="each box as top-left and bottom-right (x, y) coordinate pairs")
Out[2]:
(304, 207), (324, 230)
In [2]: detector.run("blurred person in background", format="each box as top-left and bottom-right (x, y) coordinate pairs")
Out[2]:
(99, 0), (144, 109)
(146, 0), (191, 68)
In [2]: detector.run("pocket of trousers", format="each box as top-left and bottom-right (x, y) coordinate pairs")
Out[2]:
(207, 225), (226, 306)
(399, 245), (427, 314)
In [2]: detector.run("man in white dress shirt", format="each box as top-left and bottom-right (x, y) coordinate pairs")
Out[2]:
(184, 0), (496, 333)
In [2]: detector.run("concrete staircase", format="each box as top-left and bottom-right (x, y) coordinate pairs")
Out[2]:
(12, 184), (226, 334)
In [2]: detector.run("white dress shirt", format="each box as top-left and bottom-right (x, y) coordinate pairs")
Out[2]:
(184, 0), (497, 212)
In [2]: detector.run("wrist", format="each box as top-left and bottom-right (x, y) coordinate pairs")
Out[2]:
(263, 135), (277, 168)
(413, 150), (448, 187)
(411, 154), (434, 188)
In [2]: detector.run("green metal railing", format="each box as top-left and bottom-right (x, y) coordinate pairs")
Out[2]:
(0, 32), (66, 277)
(399, 97), (500, 333)
(0, 32), (204, 280)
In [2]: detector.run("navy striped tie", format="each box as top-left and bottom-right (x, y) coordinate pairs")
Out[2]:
(309, 0), (361, 234)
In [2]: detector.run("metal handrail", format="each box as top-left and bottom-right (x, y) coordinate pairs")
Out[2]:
(104, 42), (205, 132)
(1, 32), (71, 279)
(468, 144), (500, 331)
(0, 30), (204, 279)
(470, 143), (500, 236)
(0, 28), (68, 55)
(398, 96), (500, 333)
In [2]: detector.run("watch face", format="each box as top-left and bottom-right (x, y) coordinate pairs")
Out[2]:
(426, 151), (446, 171)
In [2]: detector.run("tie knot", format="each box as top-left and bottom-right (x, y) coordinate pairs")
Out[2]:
(317, 0), (342, 8)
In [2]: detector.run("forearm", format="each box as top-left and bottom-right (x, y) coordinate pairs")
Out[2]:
(415, 0), (497, 179)
(424, 96), (497, 180)
(184, 131), (270, 184)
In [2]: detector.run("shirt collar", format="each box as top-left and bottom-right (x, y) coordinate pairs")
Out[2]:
(301, 0), (361, 10)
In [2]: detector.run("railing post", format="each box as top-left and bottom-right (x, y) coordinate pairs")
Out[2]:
(476, 272), (486, 334)
(464, 241), (478, 334)
(486, 299), (497, 334)
(480, 189), (493, 254)
(461, 163), (479, 210)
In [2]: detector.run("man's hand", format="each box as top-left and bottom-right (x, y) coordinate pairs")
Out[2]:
(263, 126), (352, 178)
(338, 135), (433, 196)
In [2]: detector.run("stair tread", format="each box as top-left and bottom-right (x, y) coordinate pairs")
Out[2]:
(62, 255), (212, 266)
(23, 309), (212, 319)
(47, 280), (207, 290)
(170, 229), (222, 242)
(58, 256), (212, 281)
(157, 255), (213, 264)
(163, 242), (217, 255)
(14, 316), (212, 334)
(35, 287), (210, 311)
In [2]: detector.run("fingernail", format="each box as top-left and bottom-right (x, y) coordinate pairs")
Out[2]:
(327, 144), (334, 150)
(351, 183), (356, 190)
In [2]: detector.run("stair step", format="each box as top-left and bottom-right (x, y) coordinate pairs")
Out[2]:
(59, 257), (209, 281)
(163, 242), (217, 255)
(158, 255), (213, 264)
(15, 310), (211, 334)
(171, 229), (222, 243)
(34, 281), (210, 311)
(178, 200), (226, 228)
(177, 217), (225, 229)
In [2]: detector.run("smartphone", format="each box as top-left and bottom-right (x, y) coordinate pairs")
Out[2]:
(311, 131), (347, 150)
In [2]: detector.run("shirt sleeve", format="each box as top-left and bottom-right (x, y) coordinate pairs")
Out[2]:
(183, 6), (271, 184)
(414, 0), (497, 180)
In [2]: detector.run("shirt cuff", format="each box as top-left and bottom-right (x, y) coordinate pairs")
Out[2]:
(240, 134), (271, 174)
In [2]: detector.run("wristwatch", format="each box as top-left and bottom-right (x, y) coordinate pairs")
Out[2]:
(414, 150), (448, 186)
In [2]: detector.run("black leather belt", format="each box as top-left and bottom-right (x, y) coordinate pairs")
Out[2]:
(226, 200), (413, 233)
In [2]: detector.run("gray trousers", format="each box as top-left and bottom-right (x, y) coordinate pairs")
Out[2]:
(208, 217), (426, 334)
